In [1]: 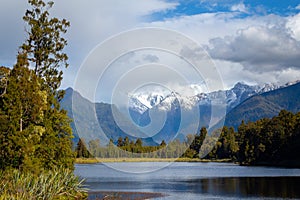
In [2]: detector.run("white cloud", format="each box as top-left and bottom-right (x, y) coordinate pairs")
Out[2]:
(145, 12), (300, 87)
(0, 0), (177, 87)
(215, 60), (300, 88)
(52, 0), (177, 88)
(287, 13), (300, 40)
(207, 24), (300, 72)
(1, 0), (300, 95)
(146, 12), (277, 45)
(230, 2), (248, 13)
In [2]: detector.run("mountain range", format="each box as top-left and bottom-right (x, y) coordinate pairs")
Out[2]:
(128, 82), (286, 117)
(61, 80), (300, 145)
(222, 81), (300, 129)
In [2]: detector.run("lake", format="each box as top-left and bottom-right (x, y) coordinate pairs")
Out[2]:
(74, 162), (300, 199)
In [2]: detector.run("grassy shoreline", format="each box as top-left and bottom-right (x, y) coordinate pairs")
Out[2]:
(75, 157), (232, 164)
(0, 168), (88, 199)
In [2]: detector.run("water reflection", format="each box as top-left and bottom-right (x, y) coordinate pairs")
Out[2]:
(85, 177), (300, 199)
(184, 177), (300, 198)
(76, 163), (300, 199)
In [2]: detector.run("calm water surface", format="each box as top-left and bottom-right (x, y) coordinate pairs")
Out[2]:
(74, 162), (300, 199)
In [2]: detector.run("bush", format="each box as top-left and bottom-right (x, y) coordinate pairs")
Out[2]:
(0, 168), (87, 200)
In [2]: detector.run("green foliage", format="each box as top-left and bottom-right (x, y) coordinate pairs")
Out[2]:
(223, 82), (300, 130)
(0, 54), (47, 171)
(0, 168), (87, 200)
(82, 136), (187, 159)
(88, 139), (101, 156)
(21, 0), (70, 93)
(0, 0), (74, 172)
(236, 110), (300, 166)
(189, 127), (207, 158)
(76, 138), (92, 158)
(0, 66), (10, 97)
(73, 110), (300, 167)
(213, 126), (238, 159)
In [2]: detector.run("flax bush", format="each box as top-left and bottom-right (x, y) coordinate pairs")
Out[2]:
(0, 168), (87, 200)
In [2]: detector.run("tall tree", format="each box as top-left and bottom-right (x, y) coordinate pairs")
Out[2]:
(22, 0), (74, 170)
(0, 54), (47, 171)
(76, 138), (91, 158)
(117, 137), (123, 147)
(0, 0), (74, 171)
(190, 127), (207, 158)
(21, 0), (70, 94)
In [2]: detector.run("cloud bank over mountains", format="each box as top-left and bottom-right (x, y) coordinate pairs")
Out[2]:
(1, 0), (300, 102)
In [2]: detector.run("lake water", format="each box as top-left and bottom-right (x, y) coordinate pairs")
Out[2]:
(74, 162), (300, 199)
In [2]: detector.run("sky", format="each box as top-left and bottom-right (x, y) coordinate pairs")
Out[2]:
(1, 0), (300, 102)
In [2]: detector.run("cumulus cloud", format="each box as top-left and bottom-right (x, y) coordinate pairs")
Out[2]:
(146, 12), (300, 87)
(146, 12), (273, 45)
(230, 2), (248, 13)
(1, 0), (300, 95)
(206, 23), (300, 72)
(287, 13), (300, 40)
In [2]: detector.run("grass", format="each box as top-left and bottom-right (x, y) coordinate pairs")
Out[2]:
(75, 157), (232, 164)
(0, 168), (88, 200)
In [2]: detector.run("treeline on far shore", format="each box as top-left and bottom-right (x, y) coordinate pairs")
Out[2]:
(76, 110), (300, 167)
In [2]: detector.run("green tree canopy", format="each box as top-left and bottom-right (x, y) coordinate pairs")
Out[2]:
(0, 0), (74, 172)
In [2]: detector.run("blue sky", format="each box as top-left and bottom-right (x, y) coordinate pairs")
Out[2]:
(150, 0), (300, 20)
(1, 0), (300, 101)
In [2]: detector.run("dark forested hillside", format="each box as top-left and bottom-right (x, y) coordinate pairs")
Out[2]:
(222, 82), (300, 130)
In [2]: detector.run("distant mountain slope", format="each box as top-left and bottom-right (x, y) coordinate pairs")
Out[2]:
(222, 82), (300, 130)
(128, 82), (282, 118)
(61, 88), (114, 145)
(61, 81), (300, 146)
(127, 82), (284, 136)
(60, 88), (158, 146)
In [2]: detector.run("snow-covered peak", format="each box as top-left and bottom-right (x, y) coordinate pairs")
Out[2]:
(258, 83), (280, 93)
(132, 92), (165, 108)
(128, 96), (149, 114)
(128, 91), (168, 114)
(282, 80), (300, 87)
(128, 80), (300, 114)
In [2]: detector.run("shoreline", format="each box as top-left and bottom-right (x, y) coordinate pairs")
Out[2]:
(75, 157), (232, 164)
(87, 191), (166, 200)
(75, 158), (300, 168)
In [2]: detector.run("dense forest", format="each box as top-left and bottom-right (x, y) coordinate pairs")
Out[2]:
(76, 110), (300, 167)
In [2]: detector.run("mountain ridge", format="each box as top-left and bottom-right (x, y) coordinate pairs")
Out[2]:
(127, 81), (290, 117)
(220, 81), (300, 130)
(61, 80), (300, 145)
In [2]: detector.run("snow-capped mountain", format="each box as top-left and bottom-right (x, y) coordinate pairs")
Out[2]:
(156, 92), (206, 111)
(128, 92), (165, 114)
(124, 81), (295, 141)
(62, 80), (300, 145)
(128, 81), (295, 115)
